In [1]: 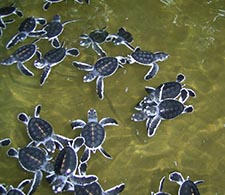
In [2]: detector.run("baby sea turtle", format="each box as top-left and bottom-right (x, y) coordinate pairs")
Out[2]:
(73, 181), (125, 195)
(43, 0), (64, 11)
(17, 104), (71, 153)
(0, 138), (11, 147)
(46, 137), (85, 193)
(151, 176), (171, 195)
(132, 99), (194, 137)
(0, 3), (23, 36)
(127, 47), (169, 80)
(0, 180), (32, 195)
(169, 171), (204, 195)
(135, 73), (196, 110)
(34, 44), (79, 85)
(7, 146), (53, 195)
(71, 108), (118, 162)
(6, 16), (47, 49)
(73, 56), (126, 99)
(0, 42), (39, 76)
(80, 27), (109, 57)
(41, 14), (78, 48)
(106, 27), (134, 51)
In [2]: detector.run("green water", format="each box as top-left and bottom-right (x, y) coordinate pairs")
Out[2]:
(0, 0), (224, 194)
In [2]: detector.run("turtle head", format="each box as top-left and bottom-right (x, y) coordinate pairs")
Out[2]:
(87, 109), (98, 122)
(34, 59), (47, 69)
(154, 52), (169, 62)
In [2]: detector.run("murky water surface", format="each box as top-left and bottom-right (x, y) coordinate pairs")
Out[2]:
(0, 0), (224, 194)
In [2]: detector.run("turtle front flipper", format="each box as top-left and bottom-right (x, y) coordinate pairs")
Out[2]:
(0, 18), (6, 29)
(51, 37), (60, 48)
(73, 61), (93, 71)
(144, 62), (159, 80)
(40, 65), (51, 86)
(27, 170), (43, 195)
(147, 115), (161, 137)
(92, 42), (107, 57)
(71, 119), (86, 129)
(17, 62), (34, 76)
(105, 183), (125, 195)
(99, 146), (112, 159)
(96, 76), (104, 100)
(169, 171), (184, 185)
(99, 117), (118, 126)
(6, 32), (27, 49)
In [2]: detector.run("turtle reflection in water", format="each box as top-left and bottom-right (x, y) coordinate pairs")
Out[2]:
(7, 146), (54, 195)
(132, 99), (194, 137)
(73, 56), (126, 99)
(71, 108), (118, 162)
(169, 171), (204, 195)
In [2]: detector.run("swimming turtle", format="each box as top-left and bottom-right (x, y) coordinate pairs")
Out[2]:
(17, 104), (71, 153)
(0, 180), (32, 195)
(73, 56), (126, 99)
(71, 108), (118, 162)
(106, 27), (134, 51)
(0, 3), (23, 36)
(80, 27), (109, 57)
(135, 73), (196, 110)
(0, 138), (11, 147)
(41, 14), (79, 48)
(43, 0), (64, 11)
(169, 171), (204, 195)
(126, 47), (169, 80)
(132, 99), (194, 137)
(151, 176), (171, 195)
(34, 43), (79, 85)
(46, 136), (90, 193)
(6, 16), (47, 49)
(1, 42), (39, 76)
(7, 146), (54, 195)
(72, 181), (125, 195)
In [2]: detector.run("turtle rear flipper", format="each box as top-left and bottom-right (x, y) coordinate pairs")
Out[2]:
(99, 147), (112, 159)
(7, 147), (18, 158)
(17, 113), (29, 124)
(43, 2), (51, 11)
(0, 138), (11, 147)
(66, 48), (80, 57)
(184, 105), (194, 113)
(144, 62), (159, 80)
(176, 73), (185, 82)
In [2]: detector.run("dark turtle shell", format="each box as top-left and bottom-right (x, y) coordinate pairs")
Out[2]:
(43, 47), (66, 64)
(180, 180), (201, 195)
(19, 147), (46, 172)
(7, 189), (25, 195)
(131, 48), (155, 65)
(82, 122), (105, 149)
(74, 182), (102, 195)
(95, 57), (119, 77)
(18, 17), (36, 32)
(44, 22), (63, 38)
(155, 82), (182, 100)
(28, 117), (53, 142)
(12, 43), (37, 62)
(54, 146), (78, 176)
(158, 99), (184, 120)
(89, 29), (109, 43)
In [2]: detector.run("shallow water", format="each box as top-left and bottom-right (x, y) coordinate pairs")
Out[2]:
(0, 0), (224, 194)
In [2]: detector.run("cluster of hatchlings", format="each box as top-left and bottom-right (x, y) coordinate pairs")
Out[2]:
(0, 2), (204, 195)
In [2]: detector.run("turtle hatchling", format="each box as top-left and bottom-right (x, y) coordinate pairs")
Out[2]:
(17, 104), (71, 153)
(73, 56), (126, 99)
(132, 99), (194, 137)
(135, 73), (196, 110)
(0, 138), (11, 147)
(106, 27), (134, 51)
(0, 3), (23, 36)
(71, 108), (118, 162)
(7, 146), (54, 195)
(1, 42), (39, 76)
(151, 176), (171, 195)
(169, 171), (204, 195)
(0, 180), (32, 195)
(80, 27), (109, 57)
(46, 137), (90, 193)
(6, 16), (47, 49)
(41, 14), (79, 48)
(127, 47), (169, 80)
(34, 43), (79, 85)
